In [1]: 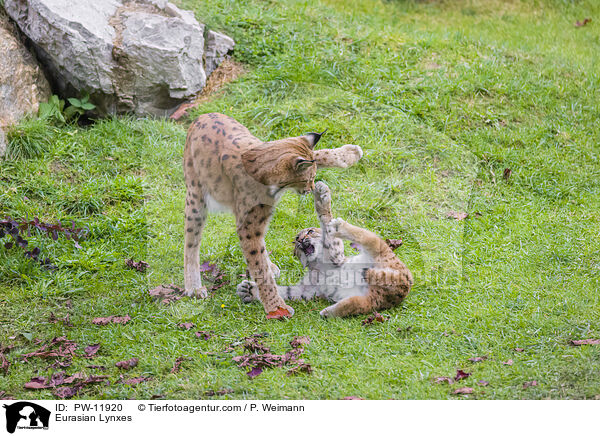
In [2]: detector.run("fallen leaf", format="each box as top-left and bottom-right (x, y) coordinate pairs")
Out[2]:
(468, 356), (488, 363)
(21, 336), (78, 367)
(199, 262), (230, 293)
(574, 18), (592, 27)
(125, 258), (149, 272)
(433, 376), (454, 385)
(341, 396), (365, 400)
(385, 238), (403, 250)
(53, 385), (81, 399)
(446, 211), (469, 221)
(149, 284), (184, 305)
(92, 315), (131, 325)
(478, 380), (489, 386)
(286, 362), (313, 376)
(452, 387), (474, 395)
(83, 343), (100, 359)
(289, 336), (310, 349)
(455, 369), (471, 381)
(523, 380), (538, 389)
(178, 322), (195, 330)
(570, 339), (600, 346)
(115, 358), (139, 370)
(247, 366), (263, 379)
(0, 352), (9, 374)
(171, 356), (191, 374)
(195, 331), (213, 341)
(24, 377), (49, 389)
(362, 311), (387, 326)
(502, 359), (514, 366)
(0, 391), (15, 400)
(119, 375), (151, 385)
(515, 348), (525, 352)
(503, 168), (512, 180)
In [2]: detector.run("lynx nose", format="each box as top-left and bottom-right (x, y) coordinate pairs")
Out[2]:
(303, 181), (315, 194)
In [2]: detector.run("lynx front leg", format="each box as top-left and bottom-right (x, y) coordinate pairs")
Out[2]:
(315, 144), (363, 169)
(314, 182), (345, 266)
(236, 204), (294, 319)
(237, 280), (318, 303)
(183, 185), (208, 297)
(327, 218), (392, 262)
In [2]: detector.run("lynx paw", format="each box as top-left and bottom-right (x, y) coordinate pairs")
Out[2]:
(184, 286), (208, 298)
(320, 304), (337, 318)
(326, 218), (346, 238)
(236, 280), (258, 303)
(341, 144), (363, 167)
(314, 181), (332, 218)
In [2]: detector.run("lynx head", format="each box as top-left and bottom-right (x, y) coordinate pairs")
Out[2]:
(293, 227), (322, 266)
(241, 131), (326, 195)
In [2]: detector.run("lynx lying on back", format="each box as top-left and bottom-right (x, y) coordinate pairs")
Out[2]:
(183, 113), (363, 319)
(237, 182), (413, 317)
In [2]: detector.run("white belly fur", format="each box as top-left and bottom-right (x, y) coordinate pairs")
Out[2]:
(205, 193), (233, 213)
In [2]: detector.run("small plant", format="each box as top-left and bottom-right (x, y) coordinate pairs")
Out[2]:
(38, 93), (96, 124)
(38, 94), (66, 124)
(64, 94), (96, 121)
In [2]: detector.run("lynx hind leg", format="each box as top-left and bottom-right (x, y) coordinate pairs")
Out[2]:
(320, 293), (381, 318)
(237, 280), (259, 303)
(364, 267), (413, 294)
(183, 183), (208, 298)
(314, 144), (363, 169)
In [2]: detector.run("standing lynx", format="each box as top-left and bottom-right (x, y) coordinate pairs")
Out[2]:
(237, 182), (413, 317)
(183, 113), (362, 319)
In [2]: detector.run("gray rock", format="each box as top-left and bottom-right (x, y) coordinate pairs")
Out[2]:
(0, 128), (6, 158)
(3, 0), (230, 117)
(0, 9), (51, 129)
(204, 30), (235, 76)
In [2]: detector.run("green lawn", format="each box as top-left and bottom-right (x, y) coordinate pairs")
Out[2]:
(1, 0), (599, 400)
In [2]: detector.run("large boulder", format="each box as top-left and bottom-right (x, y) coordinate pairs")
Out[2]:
(4, 0), (234, 117)
(204, 30), (235, 77)
(0, 8), (51, 151)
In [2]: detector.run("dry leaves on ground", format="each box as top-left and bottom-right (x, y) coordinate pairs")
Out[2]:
(149, 284), (184, 305)
(92, 315), (131, 326)
(125, 258), (149, 272)
(570, 339), (600, 346)
(115, 358), (139, 370)
(362, 312), (387, 326)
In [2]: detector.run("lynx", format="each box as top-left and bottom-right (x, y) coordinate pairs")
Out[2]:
(183, 113), (362, 319)
(237, 182), (413, 317)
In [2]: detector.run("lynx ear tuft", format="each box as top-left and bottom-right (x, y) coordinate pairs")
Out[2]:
(294, 157), (315, 171)
(305, 129), (328, 148)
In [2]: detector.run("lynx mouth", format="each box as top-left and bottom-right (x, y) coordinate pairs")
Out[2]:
(302, 243), (315, 256)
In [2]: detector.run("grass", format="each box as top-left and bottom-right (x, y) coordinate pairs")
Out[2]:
(1, 0), (599, 400)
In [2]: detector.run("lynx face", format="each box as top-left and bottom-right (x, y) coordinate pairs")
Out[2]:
(294, 227), (322, 266)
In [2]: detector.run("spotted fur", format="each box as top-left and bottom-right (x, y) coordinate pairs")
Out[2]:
(183, 113), (363, 317)
(237, 182), (413, 317)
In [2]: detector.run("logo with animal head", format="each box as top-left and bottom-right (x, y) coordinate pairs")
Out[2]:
(2, 402), (51, 434)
